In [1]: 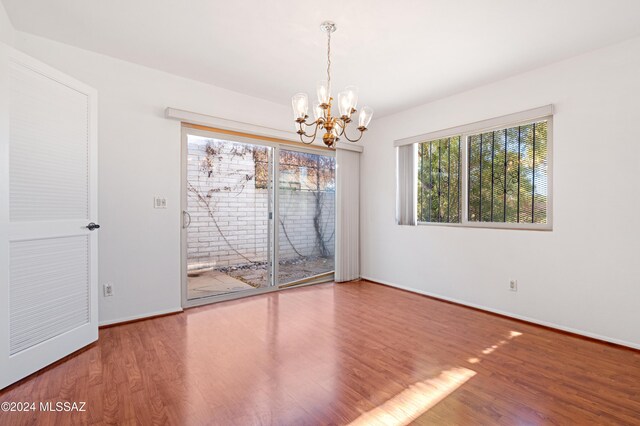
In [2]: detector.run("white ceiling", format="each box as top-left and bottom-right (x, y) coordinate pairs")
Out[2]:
(4, 0), (640, 117)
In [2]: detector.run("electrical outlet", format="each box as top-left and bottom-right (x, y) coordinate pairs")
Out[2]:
(103, 283), (113, 297)
(154, 197), (167, 209)
(509, 280), (518, 292)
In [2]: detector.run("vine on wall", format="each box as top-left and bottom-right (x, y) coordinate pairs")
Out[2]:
(188, 140), (335, 267)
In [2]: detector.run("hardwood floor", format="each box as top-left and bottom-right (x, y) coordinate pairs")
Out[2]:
(1, 280), (639, 425)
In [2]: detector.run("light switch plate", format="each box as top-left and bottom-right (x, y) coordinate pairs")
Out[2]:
(154, 197), (167, 209)
(103, 283), (113, 297)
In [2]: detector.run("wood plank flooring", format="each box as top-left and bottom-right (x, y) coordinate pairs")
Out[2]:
(1, 280), (639, 425)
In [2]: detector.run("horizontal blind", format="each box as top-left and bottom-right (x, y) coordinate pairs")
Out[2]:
(417, 137), (461, 223)
(467, 120), (548, 224)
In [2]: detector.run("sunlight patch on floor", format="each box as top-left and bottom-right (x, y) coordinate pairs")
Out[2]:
(347, 367), (476, 426)
(468, 330), (523, 364)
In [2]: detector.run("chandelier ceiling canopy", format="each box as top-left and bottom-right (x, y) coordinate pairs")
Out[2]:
(292, 21), (373, 149)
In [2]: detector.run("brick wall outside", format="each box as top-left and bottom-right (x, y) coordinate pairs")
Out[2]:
(186, 139), (335, 270)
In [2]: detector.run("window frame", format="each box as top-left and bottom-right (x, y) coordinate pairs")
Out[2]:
(415, 115), (553, 231)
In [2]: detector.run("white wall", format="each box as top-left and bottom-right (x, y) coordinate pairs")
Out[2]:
(14, 32), (293, 325)
(0, 0), (14, 46)
(361, 36), (640, 348)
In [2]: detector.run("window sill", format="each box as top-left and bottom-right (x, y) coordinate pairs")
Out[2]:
(416, 221), (552, 231)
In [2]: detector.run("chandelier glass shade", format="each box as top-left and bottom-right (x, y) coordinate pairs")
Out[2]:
(291, 21), (373, 148)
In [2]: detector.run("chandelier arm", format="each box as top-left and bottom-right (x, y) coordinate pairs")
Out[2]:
(304, 122), (321, 138)
(298, 134), (315, 145)
(309, 122), (321, 140)
(297, 121), (312, 137)
(298, 117), (324, 132)
(298, 121), (320, 142)
(342, 126), (365, 143)
(335, 118), (347, 136)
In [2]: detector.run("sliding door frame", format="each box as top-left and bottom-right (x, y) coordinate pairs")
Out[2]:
(276, 145), (336, 288)
(180, 124), (335, 308)
(181, 126), (277, 308)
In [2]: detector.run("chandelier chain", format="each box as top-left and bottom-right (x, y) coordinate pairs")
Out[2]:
(326, 29), (331, 95)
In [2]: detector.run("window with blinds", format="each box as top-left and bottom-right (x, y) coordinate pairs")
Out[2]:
(417, 137), (461, 223)
(406, 111), (552, 230)
(467, 120), (548, 224)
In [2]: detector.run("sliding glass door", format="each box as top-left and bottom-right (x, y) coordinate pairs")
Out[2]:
(277, 149), (336, 286)
(182, 128), (335, 306)
(183, 131), (274, 302)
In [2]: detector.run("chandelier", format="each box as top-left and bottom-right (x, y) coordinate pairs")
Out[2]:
(291, 21), (373, 148)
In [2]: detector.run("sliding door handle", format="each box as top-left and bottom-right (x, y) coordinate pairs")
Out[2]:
(183, 211), (192, 228)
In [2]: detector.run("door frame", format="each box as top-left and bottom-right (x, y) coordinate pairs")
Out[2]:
(180, 125), (335, 308)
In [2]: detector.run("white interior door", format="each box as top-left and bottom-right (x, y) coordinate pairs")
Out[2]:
(0, 47), (98, 389)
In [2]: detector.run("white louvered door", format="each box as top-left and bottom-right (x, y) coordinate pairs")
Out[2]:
(0, 47), (98, 389)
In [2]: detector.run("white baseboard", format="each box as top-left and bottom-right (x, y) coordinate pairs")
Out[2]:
(361, 276), (640, 351)
(99, 307), (183, 327)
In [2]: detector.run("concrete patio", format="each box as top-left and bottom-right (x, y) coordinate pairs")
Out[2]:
(187, 256), (335, 300)
(187, 270), (254, 299)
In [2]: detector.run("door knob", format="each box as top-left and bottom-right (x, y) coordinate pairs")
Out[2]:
(86, 222), (101, 231)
